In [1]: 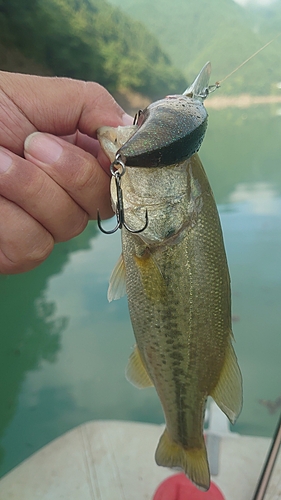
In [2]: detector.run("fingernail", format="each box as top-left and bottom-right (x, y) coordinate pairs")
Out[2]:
(0, 149), (13, 173)
(122, 113), (134, 126)
(25, 132), (63, 164)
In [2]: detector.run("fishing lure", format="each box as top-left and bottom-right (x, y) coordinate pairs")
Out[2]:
(117, 61), (214, 169)
(97, 34), (280, 234)
(97, 61), (214, 234)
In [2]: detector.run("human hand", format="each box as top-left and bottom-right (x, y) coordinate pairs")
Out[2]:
(0, 72), (132, 274)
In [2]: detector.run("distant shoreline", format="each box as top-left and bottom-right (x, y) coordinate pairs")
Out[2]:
(206, 94), (281, 109)
(117, 90), (281, 114)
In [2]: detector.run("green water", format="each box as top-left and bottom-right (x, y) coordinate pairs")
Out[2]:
(0, 104), (281, 477)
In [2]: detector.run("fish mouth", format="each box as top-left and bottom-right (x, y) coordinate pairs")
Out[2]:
(97, 125), (137, 163)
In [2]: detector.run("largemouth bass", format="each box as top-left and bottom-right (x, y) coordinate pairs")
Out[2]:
(97, 63), (242, 491)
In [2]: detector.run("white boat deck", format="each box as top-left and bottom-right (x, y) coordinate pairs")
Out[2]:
(0, 409), (280, 499)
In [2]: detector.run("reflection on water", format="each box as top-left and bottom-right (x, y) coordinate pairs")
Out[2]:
(229, 182), (279, 215)
(0, 270), (63, 470)
(221, 196), (281, 437)
(0, 223), (102, 475)
(0, 105), (281, 477)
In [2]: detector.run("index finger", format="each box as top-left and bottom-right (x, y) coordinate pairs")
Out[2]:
(0, 72), (129, 154)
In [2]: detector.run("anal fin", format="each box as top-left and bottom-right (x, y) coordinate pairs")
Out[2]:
(210, 339), (243, 424)
(125, 345), (153, 389)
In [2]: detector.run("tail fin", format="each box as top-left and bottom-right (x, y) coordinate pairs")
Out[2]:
(155, 428), (210, 491)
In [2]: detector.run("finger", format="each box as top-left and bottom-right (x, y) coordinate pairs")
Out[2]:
(0, 195), (54, 275)
(24, 133), (113, 219)
(0, 147), (88, 241)
(0, 72), (132, 154)
(24, 132), (113, 220)
(61, 131), (101, 157)
(60, 131), (111, 173)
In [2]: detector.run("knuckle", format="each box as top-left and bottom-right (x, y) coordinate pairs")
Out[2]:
(28, 235), (54, 264)
(72, 154), (95, 192)
(56, 211), (88, 242)
(84, 82), (123, 120)
(0, 156), (48, 203)
(71, 211), (88, 237)
(0, 234), (54, 274)
(86, 82), (111, 105)
(24, 172), (47, 200)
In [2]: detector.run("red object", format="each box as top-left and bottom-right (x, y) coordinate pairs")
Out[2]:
(153, 473), (225, 500)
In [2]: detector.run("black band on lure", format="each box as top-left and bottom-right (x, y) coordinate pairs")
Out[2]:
(117, 95), (208, 168)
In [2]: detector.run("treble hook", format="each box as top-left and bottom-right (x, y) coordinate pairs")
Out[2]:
(97, 156), (148, 235)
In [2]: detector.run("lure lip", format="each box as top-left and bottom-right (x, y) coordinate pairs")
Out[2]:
(183, 61), (212, 100)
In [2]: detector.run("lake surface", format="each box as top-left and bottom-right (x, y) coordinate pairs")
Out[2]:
(0, 104), (281, 478)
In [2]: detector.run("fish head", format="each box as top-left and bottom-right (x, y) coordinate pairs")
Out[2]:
(117, 62), (212, 168)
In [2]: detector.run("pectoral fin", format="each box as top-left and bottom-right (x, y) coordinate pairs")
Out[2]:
(125, 345), (154, 389)
(107, 254), (126, 302)
(210, 339), (243, 424)
(134, 249), (167, 302)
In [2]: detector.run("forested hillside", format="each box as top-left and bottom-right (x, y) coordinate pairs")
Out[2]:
(108, 0), (281, 95)
(1, 0), (280, 97)
(0, 0), (186, 99)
